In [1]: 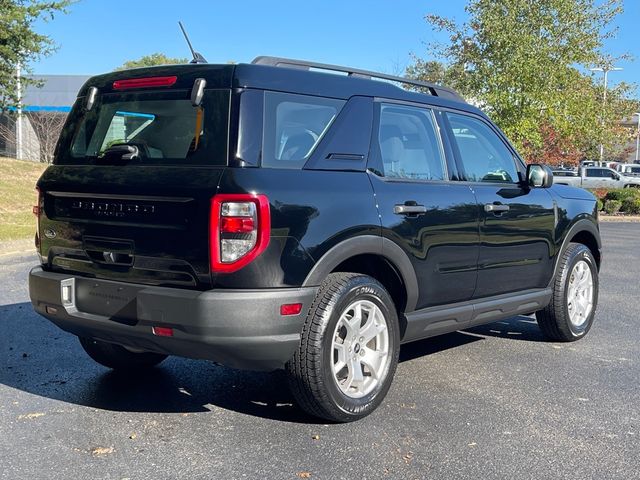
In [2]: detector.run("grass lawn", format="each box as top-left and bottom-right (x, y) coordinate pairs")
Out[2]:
(0, 157), (47, 242)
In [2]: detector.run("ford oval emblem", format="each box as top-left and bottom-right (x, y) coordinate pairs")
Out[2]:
(44, 228), (56, 239)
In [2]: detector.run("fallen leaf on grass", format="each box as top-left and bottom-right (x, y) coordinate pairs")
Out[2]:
(18, 412), (45, 419)
(91, 446), (115, 456)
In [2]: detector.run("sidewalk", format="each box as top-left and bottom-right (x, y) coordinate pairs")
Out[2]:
(0, 238), (36, 258)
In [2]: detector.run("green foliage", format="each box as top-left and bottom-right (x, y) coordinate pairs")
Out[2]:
(408, 0), (637, 166)
(604, 188), (640, 202)
(116, 53), (189, 71)
(621, 197), (640, 215)
(596, 198), (604, 212)
(604, 199), (622, 215)
(0, 0), (72, 112)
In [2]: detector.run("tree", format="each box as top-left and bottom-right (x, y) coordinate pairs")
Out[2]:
(0, 111), (67, 163)
(408, 0), (637, 165)
(116, 53), (189, 71)
(0, 0), (72, 112)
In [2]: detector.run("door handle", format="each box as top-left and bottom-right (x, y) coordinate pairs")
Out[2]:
(484, 203), (510, 213)
(394, 204), (427, 215)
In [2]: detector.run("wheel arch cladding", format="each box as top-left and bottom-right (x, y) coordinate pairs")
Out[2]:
(569, 229), (601, 271)
(302, 235), (419, 314)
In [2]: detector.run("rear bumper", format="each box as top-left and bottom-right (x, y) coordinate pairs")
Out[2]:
(29, 267), (317, 371)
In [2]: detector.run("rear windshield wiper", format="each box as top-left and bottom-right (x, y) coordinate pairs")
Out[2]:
(98, 144), (140, 163)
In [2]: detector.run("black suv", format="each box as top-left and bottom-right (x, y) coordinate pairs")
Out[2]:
(29, 57), (601, 422)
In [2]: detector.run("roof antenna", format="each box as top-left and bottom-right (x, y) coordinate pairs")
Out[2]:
(178, 21), (207, 64)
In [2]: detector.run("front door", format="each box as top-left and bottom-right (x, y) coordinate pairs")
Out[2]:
(441, 111), (556, 298)
(369, 102), (480, 311)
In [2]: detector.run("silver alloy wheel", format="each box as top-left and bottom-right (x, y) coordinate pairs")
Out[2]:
(330, 299), (390, 399)
(567, 260), (594, 328)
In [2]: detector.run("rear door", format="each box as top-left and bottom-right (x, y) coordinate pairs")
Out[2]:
(38, 79), (231, 289)
(441, 111), (555, 298)
(368, 101), (479, 311)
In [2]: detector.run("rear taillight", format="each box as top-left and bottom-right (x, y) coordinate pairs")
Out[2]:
(33, 187), (42, 249)
(210, 194), (270, 273)
(33, 187), (42, 217)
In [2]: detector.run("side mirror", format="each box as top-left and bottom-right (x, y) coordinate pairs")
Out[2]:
(526, 164), (553, 188)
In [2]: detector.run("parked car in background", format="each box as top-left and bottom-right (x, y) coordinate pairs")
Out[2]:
(552, 169), (578, 178)
(615, 163), (640, 177)
(553, 166), (640, 189)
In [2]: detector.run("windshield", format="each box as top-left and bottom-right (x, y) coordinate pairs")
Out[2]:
(57, 89), (229, 166)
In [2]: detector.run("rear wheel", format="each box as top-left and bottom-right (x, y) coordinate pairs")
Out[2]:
(79, 337), (167, 371)
(286, 273), (400, 422)
(536, 243), (598, 341)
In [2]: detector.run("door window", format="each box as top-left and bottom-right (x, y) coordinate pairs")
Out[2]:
(445, 113), (519, 183)
(376, 104), (446, 181)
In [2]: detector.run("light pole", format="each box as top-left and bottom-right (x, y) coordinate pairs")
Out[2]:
(634, 112), (640, 163)
(16, 62), (23, 160)
(590, 66), (623, 162)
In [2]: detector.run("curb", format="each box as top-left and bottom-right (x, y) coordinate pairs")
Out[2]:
(599, 215), (640, 223)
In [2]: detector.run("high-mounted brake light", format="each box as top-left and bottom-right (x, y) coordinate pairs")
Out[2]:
(113, 76), (177, 90)
(210, 194), (270, 273)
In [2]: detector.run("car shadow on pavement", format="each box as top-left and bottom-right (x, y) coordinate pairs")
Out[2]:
(465, 315), (547, 342)
(0, 301), (537, 423)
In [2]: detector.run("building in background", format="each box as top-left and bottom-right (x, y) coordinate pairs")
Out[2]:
(0, 75), (90, 162)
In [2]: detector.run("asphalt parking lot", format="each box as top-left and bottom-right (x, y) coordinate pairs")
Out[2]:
(1, 222), (638, 480)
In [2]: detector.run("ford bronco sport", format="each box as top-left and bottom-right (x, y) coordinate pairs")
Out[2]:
(29, 57), (601, 422)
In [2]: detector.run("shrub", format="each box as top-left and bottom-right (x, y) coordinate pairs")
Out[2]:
(590, 188), (609, 200)
(596, 198), (604, 212)
(621, 198), (640, 215)
(604, 200), (622, 215)
(605, 188), (640, 203)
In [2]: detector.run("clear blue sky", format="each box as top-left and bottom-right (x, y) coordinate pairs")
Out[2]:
(31, 0), (639, 95)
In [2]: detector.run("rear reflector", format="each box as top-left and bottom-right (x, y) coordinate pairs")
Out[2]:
(113, 76), (177, 90)
(45, 306), (58, 315)
(152, 326), (174, 337)
(280, 303), (303, 316)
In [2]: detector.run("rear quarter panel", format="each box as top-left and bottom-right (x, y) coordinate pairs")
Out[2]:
(214, 168), (380, 288)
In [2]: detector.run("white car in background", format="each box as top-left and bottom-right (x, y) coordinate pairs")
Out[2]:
(553, 166), (640, 189)
(615, 163), (640, 177)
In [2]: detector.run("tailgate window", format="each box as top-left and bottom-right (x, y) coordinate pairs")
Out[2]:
(58, 89), (229, 165)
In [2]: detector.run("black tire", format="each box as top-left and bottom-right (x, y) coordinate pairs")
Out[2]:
(79, 337), (167, 371)
(286, 273), (400, 422)
(536, 243), (598, 342)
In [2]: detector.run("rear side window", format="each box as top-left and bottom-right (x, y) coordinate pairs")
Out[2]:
(377, 104), (446, 181)
(586, 168), (606, 177)
(262, 92), (344, 169)
(445, 112), (519, 183)
(58, 89), (229, 166)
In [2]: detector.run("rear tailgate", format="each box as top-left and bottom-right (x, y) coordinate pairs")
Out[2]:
(37, 67), (232, 289)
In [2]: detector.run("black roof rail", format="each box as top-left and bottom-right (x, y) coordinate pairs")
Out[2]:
(251, 56), (465, 103)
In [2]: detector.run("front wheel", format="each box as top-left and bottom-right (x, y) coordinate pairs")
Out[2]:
(286, 273), (400, 422)
(536, 243), (599, 341)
